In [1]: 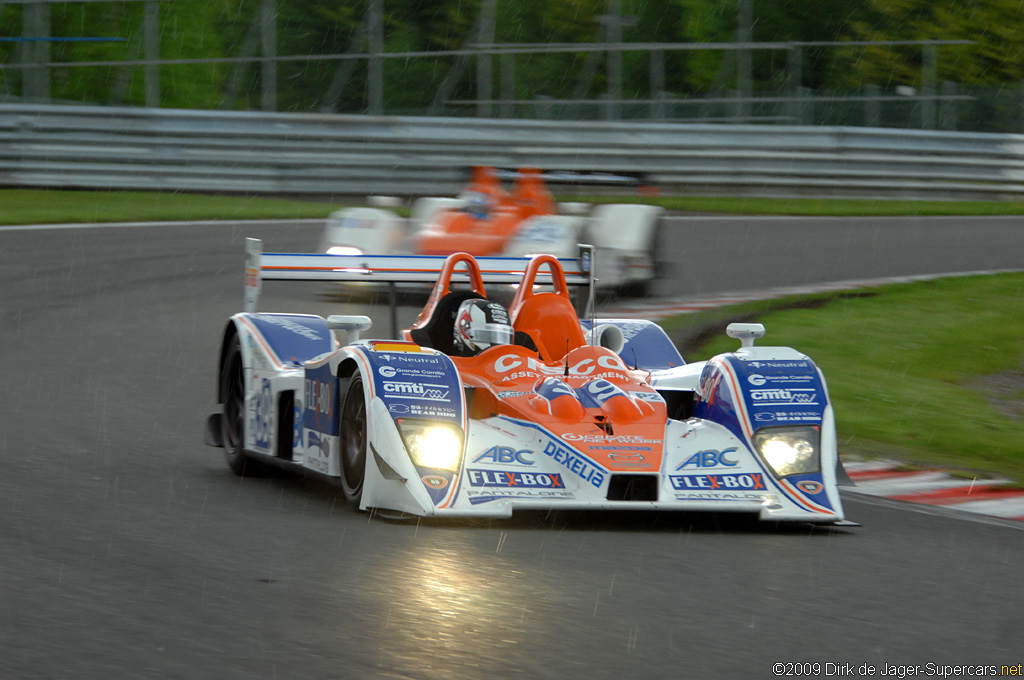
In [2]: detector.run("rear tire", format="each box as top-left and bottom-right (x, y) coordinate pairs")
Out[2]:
(339, 375), (367, 508)
(220, 335), (263, 476)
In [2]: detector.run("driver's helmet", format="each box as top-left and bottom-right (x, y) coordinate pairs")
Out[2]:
(454, 299), (513, 356)
(460, 190), (492, 219)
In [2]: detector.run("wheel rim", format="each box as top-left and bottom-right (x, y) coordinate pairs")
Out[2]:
(341, 377), (366, 495)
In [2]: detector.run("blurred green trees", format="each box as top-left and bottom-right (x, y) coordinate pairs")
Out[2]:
(0, 0), (1020, 122)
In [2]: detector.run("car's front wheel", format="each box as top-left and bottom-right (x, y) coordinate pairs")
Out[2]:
(339, 374), (367, 507)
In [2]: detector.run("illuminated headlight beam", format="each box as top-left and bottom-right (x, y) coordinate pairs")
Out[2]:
(752, 426), (820, 478)
(398, 420), (464, 472)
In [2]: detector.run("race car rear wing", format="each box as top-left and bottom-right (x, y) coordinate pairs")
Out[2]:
(243, 238), (598, 332)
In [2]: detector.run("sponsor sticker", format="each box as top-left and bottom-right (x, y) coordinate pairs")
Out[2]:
(676, 448), (739, 469)
(670, 473), (766, 491)
(542, 441), (605, 488)
(497, 390), (531, 400)
(472, 446), (535, 466)
(382, 381), (451, 401)
(749, 388), (818, 405)
(467, 469), (565, 489)
(252, 379), (272, 450)
(797, 480), (823, 494)
(422, 475), (449, 490)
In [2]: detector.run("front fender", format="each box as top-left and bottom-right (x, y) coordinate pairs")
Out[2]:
(694, 347), (844, 520)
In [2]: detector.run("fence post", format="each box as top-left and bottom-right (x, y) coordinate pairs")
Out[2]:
(798, 86), (812, 125)
(500, 53), (515, 119)
(22, 1), (50, 102)
(940, 81), (957, 131)
(921, 44), (937, 129)
(144, 1), (160, 108)
(260, 0), (277, 112)
(367, 0), (383, 115)
(865, 84), (881, 128)
(476, 0), (496, 118)
(786, 46), (802, 124)
(650, 50), (665, 120)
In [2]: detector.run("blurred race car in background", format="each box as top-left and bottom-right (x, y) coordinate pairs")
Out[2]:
(204, 240), (853, 525)
(322, 166), (665, 294)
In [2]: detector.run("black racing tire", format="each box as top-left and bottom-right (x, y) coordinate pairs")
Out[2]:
(339, 374), (367, 508)
(220, 335), (263, 476)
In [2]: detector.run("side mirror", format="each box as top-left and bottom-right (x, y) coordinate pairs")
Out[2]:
(726, 323), (766, 348)
(328, 315), (373, 343)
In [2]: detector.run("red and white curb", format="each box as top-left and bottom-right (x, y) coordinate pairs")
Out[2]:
(843, 459), (1024, 522)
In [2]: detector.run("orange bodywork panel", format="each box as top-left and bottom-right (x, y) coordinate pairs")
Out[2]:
(416, 166), (557, 256)
(453, 344), (666, 473)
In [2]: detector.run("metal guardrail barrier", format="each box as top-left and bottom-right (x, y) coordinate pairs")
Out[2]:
(1, 103), (1022, 200)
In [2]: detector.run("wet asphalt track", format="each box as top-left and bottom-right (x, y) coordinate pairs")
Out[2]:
(1, 217), (1023, 679)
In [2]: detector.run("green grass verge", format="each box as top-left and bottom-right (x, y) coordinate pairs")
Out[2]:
(661, 274), (1024, 483)
(4, 189), (1024, 226)
(560, 194), (1024, 216)
(0, 189), (346, 226)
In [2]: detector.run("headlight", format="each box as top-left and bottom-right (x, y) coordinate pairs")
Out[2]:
(397, 419), (464, 471)
(752, 426), (820, 478)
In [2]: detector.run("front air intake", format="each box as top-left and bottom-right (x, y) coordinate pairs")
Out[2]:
(606, 475), (659, 501)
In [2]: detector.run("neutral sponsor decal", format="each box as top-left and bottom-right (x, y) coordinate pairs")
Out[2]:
(377, 352), (439, 363)
(746, 361), (811, 369)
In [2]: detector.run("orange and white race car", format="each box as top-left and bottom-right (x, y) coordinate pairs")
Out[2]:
(321, 167), (665, 294)
(204, 240), (853, 525)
